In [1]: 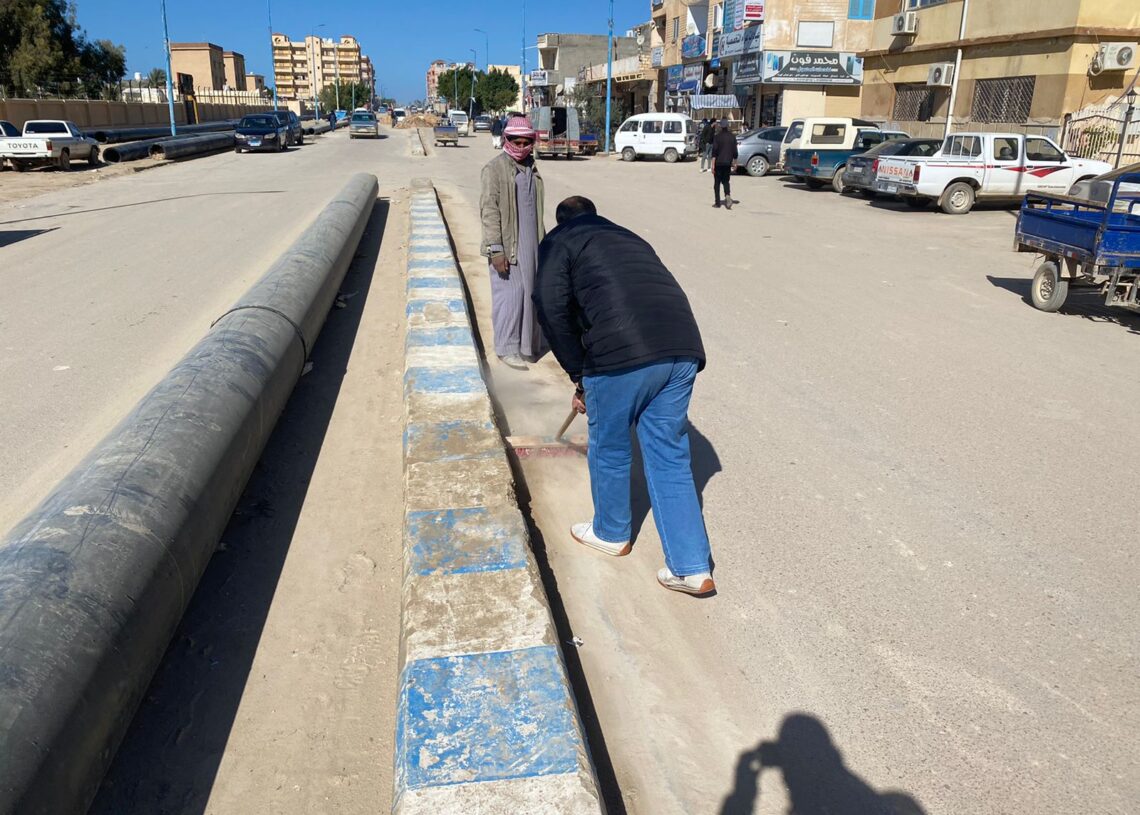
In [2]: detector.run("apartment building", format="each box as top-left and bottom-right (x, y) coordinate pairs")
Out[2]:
(426, 60), (448, 108)
(170, 43), (227, 91)
(861, 0), (1140, 138)
(223, 51), (247, 90)
(272, 34), (373, 103)
(530, 33), (641, 107)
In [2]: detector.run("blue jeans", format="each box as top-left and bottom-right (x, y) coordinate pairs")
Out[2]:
(583, 357), (711, 576)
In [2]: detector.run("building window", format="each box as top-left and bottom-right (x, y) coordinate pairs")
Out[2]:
(848, 0), (874, 19)
(892, 84), (936, 121)
(796, 21), (835, 48)
(907, 0), (947, 7)
(971, 76), (1036, 123)
(714, 3), (724, 30)
(672, 17), (680, 42)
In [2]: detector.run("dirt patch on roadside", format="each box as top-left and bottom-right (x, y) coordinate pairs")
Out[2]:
(0, 159), (166, 205)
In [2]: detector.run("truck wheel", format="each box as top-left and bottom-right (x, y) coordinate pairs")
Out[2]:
(622, 147), (636, 162)
(1031, 261), (1069, 313)
(831, 167), (846, 193)
(805, 178), (824, 189)
(940, 181), (975, 214)
(88, 147), (101, 166)
(664, 147), (679, 163)
(746, 155), (769, 177)
(57, 149), (71, 171)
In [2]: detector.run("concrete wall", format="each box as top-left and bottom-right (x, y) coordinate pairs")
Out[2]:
(763, 0), (875, 52)
(0, 98), (271, 131)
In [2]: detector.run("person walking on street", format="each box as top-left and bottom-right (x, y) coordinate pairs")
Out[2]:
(712, 119), (738, 209)
(490, 114), (505, 149)
(533, 196), (715, 597)
(479, 116), (547, 370)
(698, 118), (714, 173)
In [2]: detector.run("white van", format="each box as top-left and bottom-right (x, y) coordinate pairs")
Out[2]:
(780, 117), (882, 166)
(447, 109), (470, 136)
(615, 113), (698, 163)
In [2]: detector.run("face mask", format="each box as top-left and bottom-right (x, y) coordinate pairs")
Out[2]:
(504, 138), (534, 161)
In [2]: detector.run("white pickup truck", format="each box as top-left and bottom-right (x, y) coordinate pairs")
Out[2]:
(0, 119), (100, 171)
(871, 132), (1113, 214)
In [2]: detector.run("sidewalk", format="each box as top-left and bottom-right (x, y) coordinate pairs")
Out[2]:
(92, 193), (409, 814)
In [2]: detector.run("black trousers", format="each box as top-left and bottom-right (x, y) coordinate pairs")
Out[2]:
(713, 165), (732, 203)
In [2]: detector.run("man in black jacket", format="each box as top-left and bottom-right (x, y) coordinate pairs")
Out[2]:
(711, 119), (738, 209)
(533, 196), (715, 596)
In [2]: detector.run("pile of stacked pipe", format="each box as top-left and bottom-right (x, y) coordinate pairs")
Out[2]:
(99, 121), (238, 164)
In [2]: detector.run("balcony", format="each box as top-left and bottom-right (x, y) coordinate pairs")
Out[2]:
(579, 54), (658, 84)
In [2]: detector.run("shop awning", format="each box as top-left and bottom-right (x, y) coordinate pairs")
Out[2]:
(691, 93), (742, 110)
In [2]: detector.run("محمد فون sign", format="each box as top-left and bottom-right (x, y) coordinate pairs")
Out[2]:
(762, 51), (864, 85)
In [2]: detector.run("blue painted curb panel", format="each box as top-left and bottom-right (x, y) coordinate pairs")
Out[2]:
(407, 277), (461, 289)
(396, 645), (582, 791)
(406, 326), (473, 347)
(404, 420), (500, 464)
(404, 366), (484, 394)
(405, 507), (530, 575)
(406, 258), (456, 270)
(406, 298), (466, 316)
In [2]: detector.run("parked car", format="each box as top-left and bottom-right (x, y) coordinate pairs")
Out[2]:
(779, 117), (881, 167)
(875, 131), (1113, 214)
(786, 120), (908, 192)
(615, 112), (698, 163)
(736, 126), (788, 176)
(348, 111), (379, 139)
(0, 120), (18, 138)
(473, 115), (494, 132)
(529, 106), (580, 159)
(1066, 162), (1140, 206)
(267, 109), (303, 145)
(0, 119), (100, 171)
(234, 114), (289, 153)
(842, 138), (942, 198)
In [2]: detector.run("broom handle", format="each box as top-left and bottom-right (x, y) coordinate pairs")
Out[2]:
(555, 408), (578, 441)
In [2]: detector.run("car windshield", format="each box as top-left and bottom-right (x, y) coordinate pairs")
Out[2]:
(240, 116), (275, 127)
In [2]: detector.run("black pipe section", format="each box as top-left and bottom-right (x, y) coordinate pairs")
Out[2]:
(91, 120), (238, 144)
(101, 137), (169, 163)
(0, 172), (379, 815)
(149, 132), (236, 160)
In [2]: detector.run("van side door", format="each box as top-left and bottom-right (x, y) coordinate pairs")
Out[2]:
(640, 118), (662, 154)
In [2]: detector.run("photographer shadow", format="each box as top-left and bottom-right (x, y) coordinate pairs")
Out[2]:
(721, 714), (927, 815)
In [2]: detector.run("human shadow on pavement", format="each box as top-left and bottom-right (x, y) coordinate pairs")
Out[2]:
(89, 199), (391, 815)
(720, 713), (927, 815)
(986, 274), (1140, 335)
(629, 422), (721, 544)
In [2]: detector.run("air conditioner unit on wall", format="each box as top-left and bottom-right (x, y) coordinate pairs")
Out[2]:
(1098, 43), (1137, 72)
(892, 12), (918, 37)
(927, 63), (955, 87)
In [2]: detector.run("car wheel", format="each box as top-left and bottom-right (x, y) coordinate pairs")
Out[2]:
(88, 147), (100, 166)
(663, 147), (679, 163)
(940, 181), (976, 214)
(859, 189), (877, 200)
(1030, 261), (1068, 312)
(831, 167), (846, 193)
(622, 147), (637, 162)
(746, 155), (769, 177)
(278, 137), (286, 151)
(1067, 176), (1094, 196)
(57, 149), (71, 171)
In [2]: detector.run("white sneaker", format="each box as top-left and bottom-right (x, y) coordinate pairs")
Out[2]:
(657, 568), (716, 596)
(571, 522), (631, 557)
(499, 354), (528, 370)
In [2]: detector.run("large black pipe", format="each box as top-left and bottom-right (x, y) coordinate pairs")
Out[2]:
(101, 137), (169, 163)
(149, 132), (236, 160)
(91, 120), (238, 144)
(0, 172), (379, 815)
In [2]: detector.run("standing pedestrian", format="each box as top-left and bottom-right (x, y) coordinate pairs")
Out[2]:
(490, 114), (505, 149)
(479, 116), (547, 370)
(698, 118), (714, 173)
(328, 110), (336, 130)
(533, 196), (715, 597)
(712, 118), (738, 209)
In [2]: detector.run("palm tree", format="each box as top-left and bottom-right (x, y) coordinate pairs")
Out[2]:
(147, 68), (167, 88)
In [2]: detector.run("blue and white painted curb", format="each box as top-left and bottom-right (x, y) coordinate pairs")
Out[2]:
(395, 182), (603, 814)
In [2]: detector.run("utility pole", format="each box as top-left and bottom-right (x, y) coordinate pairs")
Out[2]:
(160, 0), (177, 135)
(475, 28), (489, 71)
(604, 0), (614, 153)
(470, 49), (478, 117)
(1116, 88), (1137, 169)
(521, 0), (528, 113)
(266, 0), (278, 110)
(944, 0), (970, 141)
(334, 39), (340, 112)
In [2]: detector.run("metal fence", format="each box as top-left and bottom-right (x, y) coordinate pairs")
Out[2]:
(1061, 98), (1140, 167)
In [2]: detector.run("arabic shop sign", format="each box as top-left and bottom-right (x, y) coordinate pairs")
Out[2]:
(733, 53), (762, 85)
(666, 64), (683, 92)
(719, 24), (762, 58)
(742, 1), (764, 22)
(761, 51), (864, 85)
(681, 34), (707, 59)
(651, 46), (664, 67)
(680, 64), (704, 93)
(529, 69), (550, 87)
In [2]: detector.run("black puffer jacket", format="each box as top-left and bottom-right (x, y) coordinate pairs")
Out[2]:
(533, 214), (705, 381)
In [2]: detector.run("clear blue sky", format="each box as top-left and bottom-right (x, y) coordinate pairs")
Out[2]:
(76, 0), (650, 101)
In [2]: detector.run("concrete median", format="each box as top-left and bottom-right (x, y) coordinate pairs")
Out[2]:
(393, 181), (603, 813)
(0, 172), (379, 815)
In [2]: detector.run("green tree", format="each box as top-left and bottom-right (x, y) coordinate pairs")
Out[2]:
(147, 67), (167, 88)
(318, 80), (373, 112)
(435, 65), (476, 111)
(568, 83), (628, 140)
(475, 68), (519, 114)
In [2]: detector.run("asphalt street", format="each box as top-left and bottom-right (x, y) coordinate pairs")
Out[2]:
(2, 127), (1136, 814)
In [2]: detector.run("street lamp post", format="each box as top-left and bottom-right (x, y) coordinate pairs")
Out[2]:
(469, 49), (478, 117)
(521, 0), (527, 113)
(475, 28), (489, 71)
(160, 0), (177, 136)
(266, 0), (278, 110)
(604, 0), (614, 154)
(1115, 88), (1137, 169)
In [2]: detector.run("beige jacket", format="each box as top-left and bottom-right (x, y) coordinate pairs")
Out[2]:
(479, 151), (545, 263)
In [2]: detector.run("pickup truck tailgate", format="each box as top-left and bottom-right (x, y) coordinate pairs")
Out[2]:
(0, 138), (51, 157)
(875, 158), (915, 185)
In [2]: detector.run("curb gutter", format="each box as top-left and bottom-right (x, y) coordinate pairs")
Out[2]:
(393, 180), (604, 814)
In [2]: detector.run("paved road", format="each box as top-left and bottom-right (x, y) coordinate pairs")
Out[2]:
(426, 137), (1140, 815)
